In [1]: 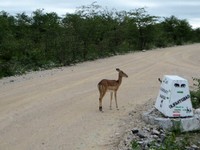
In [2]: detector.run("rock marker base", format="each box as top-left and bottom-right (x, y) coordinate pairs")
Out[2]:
(142, 108), (200, 132)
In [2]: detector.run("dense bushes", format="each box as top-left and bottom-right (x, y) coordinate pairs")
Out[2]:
(191, 78), (200, 108)
(1, 3), (200, 78)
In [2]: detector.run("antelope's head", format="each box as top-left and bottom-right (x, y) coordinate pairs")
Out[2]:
(116, 68), (128, 78)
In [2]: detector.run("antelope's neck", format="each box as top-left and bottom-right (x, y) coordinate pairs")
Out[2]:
(117, 74), (123, 85)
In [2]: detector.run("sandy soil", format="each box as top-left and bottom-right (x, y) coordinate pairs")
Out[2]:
(0, 44), (200, 150)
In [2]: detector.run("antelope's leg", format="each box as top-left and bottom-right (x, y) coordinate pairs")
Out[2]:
(110, 92), (113, 110)
(114, 91), (119, 110)
(99, 87), (106, 111)
(99, 98), (102, 111)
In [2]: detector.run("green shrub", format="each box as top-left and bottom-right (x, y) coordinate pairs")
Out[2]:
(190, 78), (200, 109)
(131, 140), (140, 150)
(148, 133), (189, 150)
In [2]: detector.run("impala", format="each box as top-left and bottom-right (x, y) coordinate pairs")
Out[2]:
(97, 68), (128, 112)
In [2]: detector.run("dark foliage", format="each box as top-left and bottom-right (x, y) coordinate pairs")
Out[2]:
(191, 78), (200, 108)
(0, 3), (200, 78)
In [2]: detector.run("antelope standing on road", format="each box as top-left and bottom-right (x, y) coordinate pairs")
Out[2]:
(97, 68), (128, 112)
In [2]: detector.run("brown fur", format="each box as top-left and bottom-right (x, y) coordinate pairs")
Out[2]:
(97, 68), (128, 112)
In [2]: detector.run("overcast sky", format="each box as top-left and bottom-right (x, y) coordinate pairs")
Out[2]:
(1, 0), (200, 28)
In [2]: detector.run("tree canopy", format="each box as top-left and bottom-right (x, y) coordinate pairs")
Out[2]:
(0, 3), (199, 78)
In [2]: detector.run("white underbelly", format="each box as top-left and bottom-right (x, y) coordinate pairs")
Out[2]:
(107, 86), (117, 91)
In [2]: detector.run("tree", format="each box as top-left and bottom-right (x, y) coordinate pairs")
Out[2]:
(192, 28), (200, 42)
(0, 5), (197, 78)
(161, 16), (192, 45)
(0, 11), (17, 76)
(127, 8), (158, 50)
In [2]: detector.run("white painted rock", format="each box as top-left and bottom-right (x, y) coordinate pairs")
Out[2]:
(195, 108), (200, 114)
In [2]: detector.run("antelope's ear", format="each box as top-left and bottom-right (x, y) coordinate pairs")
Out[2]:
(116, 68), (120, 72)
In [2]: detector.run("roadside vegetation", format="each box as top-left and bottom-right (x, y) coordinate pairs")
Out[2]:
(191, 78), (200, 109)
(1, 2), (200, 78)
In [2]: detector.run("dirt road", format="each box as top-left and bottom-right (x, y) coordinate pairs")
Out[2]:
(0, 44), (200, 150)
